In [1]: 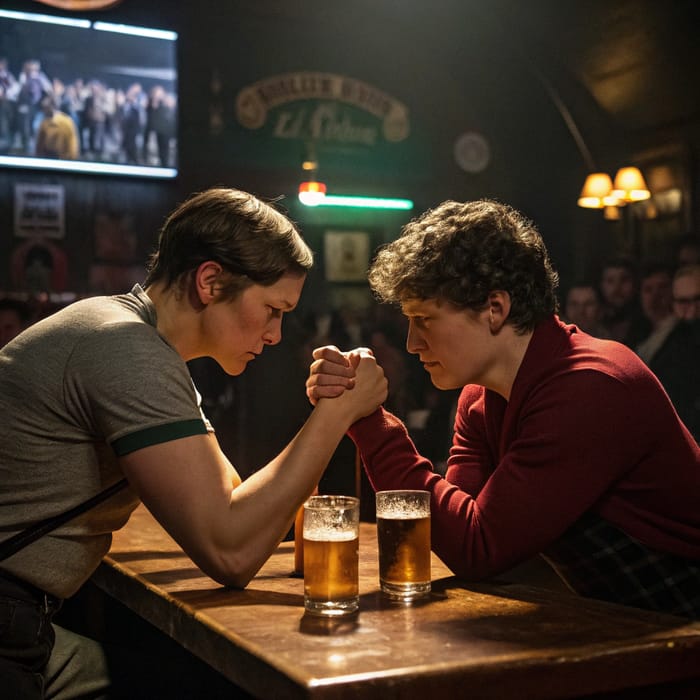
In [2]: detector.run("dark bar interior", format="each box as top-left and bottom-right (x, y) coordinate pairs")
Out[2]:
(0, 1), (698, 697)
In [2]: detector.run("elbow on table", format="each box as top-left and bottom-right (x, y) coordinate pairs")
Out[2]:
(196, 549), (259, 590)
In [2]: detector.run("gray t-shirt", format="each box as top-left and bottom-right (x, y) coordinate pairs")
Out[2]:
(0, 285), (212, 598)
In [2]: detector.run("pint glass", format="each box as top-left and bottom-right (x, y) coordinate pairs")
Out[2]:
(376, 490), (431, 601)
(303, 495), (360, 616)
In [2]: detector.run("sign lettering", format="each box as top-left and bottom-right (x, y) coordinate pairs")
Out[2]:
(236, 72), (409, 144)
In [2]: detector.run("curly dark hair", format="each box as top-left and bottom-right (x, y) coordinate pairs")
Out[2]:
(145, 188), (313, 300)
(368, 199), (559, 333)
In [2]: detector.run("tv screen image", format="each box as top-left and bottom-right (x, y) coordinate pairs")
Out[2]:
(0, 8), (178, 178)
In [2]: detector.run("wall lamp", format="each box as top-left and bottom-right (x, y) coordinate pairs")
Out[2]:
(578, 166), (650, 210)
(516, 61), (651, 216)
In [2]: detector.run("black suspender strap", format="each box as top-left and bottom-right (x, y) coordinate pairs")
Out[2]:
(0, 478), (128, 562)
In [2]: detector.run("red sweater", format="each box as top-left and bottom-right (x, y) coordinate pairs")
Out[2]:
(349, 316), (700, 580)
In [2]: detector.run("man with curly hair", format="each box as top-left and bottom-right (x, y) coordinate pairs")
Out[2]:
(307, 199), (700, 619)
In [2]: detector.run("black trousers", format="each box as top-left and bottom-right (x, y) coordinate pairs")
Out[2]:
(0, 571), (251, 699)
(0, 570), (61, 699)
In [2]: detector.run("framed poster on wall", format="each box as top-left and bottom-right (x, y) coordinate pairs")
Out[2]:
(324, 230), (370, 282)
(14, 184), (65, 239)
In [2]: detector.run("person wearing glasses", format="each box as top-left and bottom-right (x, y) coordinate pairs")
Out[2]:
(647, 264), (700, 442)
(672, 264), (700, 321)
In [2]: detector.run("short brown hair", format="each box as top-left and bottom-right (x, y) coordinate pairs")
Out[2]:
(145, 188), (313, 300)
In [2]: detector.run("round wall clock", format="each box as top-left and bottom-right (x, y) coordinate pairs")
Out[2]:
(454, 131), (491, 173)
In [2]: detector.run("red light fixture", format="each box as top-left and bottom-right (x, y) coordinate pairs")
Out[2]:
(298, 180), (327, 206)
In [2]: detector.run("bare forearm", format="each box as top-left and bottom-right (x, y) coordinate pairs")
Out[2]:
(214, 399), (359, 586)
(123, 357), (386, 588)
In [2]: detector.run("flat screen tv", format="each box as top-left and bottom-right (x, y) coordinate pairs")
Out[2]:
(0, 8), (177, 178)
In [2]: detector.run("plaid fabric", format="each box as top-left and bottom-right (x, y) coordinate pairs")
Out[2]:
(541, 511), (700, 619)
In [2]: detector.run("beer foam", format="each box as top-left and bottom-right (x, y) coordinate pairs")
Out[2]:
(304, 530), (358, 542)
(377, 507), (429, 520)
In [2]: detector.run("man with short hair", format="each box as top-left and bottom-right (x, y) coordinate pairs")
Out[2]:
(562, 281), (607, 337)
(308, 199), (700, 619)
(636, 262), (676, 365)
(35, 94), (79, 160)
(598, 256), (650, 346)
(672, 264), (700, 321)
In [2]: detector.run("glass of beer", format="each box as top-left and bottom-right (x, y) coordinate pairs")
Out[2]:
(303, 495), (360, 616)
(376, 490), (431, 601)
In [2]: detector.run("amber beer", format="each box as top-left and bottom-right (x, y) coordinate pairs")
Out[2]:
(303, 495), (359, 616)
(376, 490), (431, 601)
(303, 533), (359, 603)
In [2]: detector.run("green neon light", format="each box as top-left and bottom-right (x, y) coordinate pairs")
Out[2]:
(309, 195), (414, 210)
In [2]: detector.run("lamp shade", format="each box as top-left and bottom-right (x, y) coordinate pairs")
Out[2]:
(298, 181), (327, 206)
(611, 167), (651, 202)
(577, 172), (614, 208)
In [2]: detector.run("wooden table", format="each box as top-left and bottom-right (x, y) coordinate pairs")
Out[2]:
(91, 504), (700, 699)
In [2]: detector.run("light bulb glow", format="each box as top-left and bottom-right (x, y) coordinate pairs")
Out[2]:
(577, 172), (614, 209)
(611, 167), (651, 202)
(298, 181), (327, 206)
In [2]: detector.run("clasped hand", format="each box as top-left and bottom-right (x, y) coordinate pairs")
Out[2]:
(306, 345), (388, 418)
